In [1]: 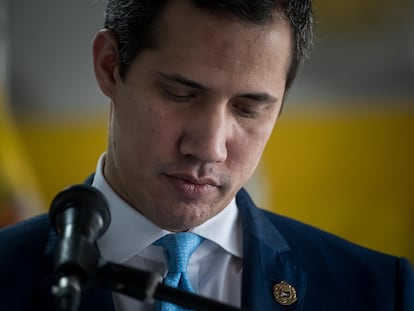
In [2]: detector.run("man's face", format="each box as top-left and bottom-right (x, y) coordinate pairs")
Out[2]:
(102, 0), (293, 231)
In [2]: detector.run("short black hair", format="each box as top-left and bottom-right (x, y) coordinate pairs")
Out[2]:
(104, 0), (313, 90)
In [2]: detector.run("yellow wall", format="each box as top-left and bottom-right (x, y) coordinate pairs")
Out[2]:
(262, 102), (414, 263)
(16, 102), (414, 263)
(18, 116), (107, 203)
(0, 89), (44, 223)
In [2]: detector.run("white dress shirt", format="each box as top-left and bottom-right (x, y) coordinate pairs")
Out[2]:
(93, 154), (243, 310)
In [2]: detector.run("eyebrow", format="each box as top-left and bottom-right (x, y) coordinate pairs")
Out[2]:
(239, 92), (278, 104)
(156, 72), (207, 90)
(155, 71), (278, 103)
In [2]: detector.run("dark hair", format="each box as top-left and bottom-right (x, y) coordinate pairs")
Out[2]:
(104, 0), (313, 90)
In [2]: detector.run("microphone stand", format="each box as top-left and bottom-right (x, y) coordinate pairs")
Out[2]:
(49, 184), (244, 310)
(52, 247), (243, 311)
(95, 260), (243, 311)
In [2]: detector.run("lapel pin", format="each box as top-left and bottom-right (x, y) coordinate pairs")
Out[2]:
(273, 281), (297, 306)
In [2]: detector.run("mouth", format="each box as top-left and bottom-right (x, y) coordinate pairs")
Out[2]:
(168, 173), (219, 186)
(163, 173), (219, 199)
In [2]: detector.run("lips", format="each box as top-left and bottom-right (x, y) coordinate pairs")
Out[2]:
(168, 173), (219, 186)
(163, 173), (219, 199)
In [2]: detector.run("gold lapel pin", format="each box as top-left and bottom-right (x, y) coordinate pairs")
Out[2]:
(273, 281), (297, 305)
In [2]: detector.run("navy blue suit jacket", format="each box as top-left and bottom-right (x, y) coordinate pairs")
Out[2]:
(1, 188), (413, 310)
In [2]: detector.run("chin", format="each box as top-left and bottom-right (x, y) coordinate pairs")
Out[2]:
(156, 208), (209, 231)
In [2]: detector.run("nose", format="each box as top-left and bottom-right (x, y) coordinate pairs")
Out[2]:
(179, 104), (229, 163)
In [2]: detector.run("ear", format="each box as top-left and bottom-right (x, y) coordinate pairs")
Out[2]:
(92, 29), (121, 98)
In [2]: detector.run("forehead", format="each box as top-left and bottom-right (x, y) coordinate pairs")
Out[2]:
(153, 0), (294, 75)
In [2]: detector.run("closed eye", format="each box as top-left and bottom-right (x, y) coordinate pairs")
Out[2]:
(155, 72), (204, 102)
(231, 93), (278, 119)
(161, 84), (197, 102)
(232, 102), (262, 118)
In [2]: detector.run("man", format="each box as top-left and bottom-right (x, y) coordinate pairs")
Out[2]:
(0, 0), (413, 310)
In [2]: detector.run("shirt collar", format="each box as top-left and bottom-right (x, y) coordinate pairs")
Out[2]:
(93, 153), (242, 263)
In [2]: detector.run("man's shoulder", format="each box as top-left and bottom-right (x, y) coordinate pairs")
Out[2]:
(0, 214), (52, 268)
(259, 207), (397, 263)
(237, 189), (402, 265)
(258, 209), (414, 309)
(0, 213), (50, 244)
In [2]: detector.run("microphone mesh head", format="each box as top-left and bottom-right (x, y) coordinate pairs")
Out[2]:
(49, 184), (111, 235)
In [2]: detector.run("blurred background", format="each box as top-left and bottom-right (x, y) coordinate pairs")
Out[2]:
(0, 0), (413, 263)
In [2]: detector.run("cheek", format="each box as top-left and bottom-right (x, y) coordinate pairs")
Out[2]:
(229, 122), (274, 176)
(118, 90), (171, 138)
(145, 107), (164, 138)
(147, 107), (181, 146)
(136, 105), (184, 161)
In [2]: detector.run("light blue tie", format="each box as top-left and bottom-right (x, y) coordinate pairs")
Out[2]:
(155, 232), (204, 311)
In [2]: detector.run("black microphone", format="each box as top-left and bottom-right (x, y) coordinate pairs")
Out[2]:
(49, 184), (111, 311)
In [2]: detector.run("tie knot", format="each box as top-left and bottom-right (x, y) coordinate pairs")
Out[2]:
(155, 232), (204, 273)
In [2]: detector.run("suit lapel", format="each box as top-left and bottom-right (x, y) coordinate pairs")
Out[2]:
(237, 189), (307, 311)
